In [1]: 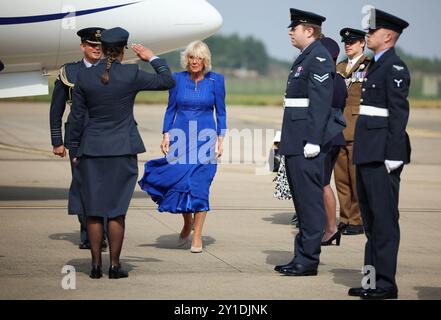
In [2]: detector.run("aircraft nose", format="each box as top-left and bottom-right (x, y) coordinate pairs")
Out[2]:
(200, 1), (223, 34)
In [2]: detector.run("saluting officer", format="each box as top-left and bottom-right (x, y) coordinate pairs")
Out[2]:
(274, 9), (344, 276)
(49, 27), (107, 250)
(348, 9), (411, 300)
(334, 28), (371, 236)
(68, 27), (175, 279)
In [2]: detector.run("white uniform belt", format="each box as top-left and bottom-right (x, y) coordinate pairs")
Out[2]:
(284, 98), (310, 108)
(359, 105), (389, 117)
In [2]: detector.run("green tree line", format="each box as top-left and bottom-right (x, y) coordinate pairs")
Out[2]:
(156, 34), (441, 76)
(395, 48), (441, 74)
(158, 34), (270, 75)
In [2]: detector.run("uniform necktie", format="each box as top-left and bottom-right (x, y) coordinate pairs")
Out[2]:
(346, 60), (353, 73)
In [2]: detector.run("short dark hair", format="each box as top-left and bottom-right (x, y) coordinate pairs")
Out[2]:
(301, 23), (322, 39)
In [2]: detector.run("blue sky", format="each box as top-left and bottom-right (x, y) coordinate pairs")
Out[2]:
(208, 0), (440, 61)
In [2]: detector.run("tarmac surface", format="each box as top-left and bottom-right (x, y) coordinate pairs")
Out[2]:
(0, 101), (440, 300)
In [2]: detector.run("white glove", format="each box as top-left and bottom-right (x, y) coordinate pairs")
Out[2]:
(304, 143), (320, 158)
(273, 131), (281, 143)
(384, 160), (403, 173)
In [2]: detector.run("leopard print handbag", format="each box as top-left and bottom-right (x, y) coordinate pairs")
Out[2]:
(273, 155), (292, 200)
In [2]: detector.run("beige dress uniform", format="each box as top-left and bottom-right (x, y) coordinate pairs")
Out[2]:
(334, 54), (371, 227)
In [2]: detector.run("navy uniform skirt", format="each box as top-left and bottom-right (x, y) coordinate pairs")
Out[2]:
(70, 155), (138, 218)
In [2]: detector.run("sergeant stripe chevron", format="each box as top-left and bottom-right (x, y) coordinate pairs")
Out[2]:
(313, 73), (329, 83)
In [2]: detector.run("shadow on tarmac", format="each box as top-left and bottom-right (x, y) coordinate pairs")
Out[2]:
(415, 286), (441, 300)
(263, 250), (293, 266)
(329, 268), (363, 289)
(49, 231), (81, 246)
(64, 256), (162, 276)
(262, 212), (294, 225)
(138, 233), (216, 250)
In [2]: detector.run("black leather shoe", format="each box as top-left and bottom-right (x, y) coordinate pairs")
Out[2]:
(101, 239), (108, 252)
(342, 224), (364, 235)
(338, 222), (348, 232)
(361, 288), (398, 300)
(291, 214), (298, 224)
(108, 265), (129, 279)
(348, 287), (367, 297)
(90, 265), (102, 279)
(79, 241), (91, 250)
(279, 263), (318, 276)
(274, 259), (295, 272)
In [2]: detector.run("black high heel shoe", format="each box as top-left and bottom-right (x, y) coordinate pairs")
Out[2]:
(90, 265), (102, 279)
(321, 230), (341, 246)
(108, 265), (129, 279)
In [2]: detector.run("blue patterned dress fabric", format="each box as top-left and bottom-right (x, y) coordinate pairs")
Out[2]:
(138, 71), (226, 213)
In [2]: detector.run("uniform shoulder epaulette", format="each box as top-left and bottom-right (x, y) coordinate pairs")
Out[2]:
(58, 61), (81, 88)
(59, 61), (81, 105)
(336, 61), (348, 75)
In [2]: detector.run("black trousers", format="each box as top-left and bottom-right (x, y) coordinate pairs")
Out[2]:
(285, 153), (326, 269)
(68, 152), (88, 243)
(356, 162), (402, 291)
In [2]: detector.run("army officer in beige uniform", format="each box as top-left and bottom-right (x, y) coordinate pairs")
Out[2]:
(334, 28), (370, 235)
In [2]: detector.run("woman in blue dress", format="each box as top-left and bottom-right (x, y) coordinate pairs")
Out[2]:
(139, 41), (226, 253)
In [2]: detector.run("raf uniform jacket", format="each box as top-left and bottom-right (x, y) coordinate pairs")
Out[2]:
(69, 58), (175, 158)
(353, 48), (411, 165)
(328, 73), (348, 148)
(279, 40), (343, 156)
(49, 60), (89, 148)
(336, 54), (371, 142)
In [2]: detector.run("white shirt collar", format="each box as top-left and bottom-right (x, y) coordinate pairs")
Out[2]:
(348, 54), (363, 66)
(82, 58), (99, 68)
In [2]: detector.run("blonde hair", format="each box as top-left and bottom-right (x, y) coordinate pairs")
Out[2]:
(180, 40), (212, 74)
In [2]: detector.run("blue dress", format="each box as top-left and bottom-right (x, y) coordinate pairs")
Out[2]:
(138, 71), (227, 213)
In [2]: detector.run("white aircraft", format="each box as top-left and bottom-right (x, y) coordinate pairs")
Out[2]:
(0, 0), (223, 98)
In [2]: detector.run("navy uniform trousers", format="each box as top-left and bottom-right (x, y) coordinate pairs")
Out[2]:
(356, 163), (402, 291)
(353, 48), (411, 292)
(285, 153), (327, 268)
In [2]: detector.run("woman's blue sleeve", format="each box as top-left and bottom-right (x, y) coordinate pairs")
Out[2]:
(162, 73), (178, 133)
(214, 74), (227, 136)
